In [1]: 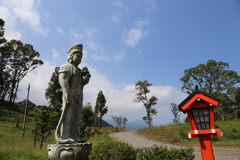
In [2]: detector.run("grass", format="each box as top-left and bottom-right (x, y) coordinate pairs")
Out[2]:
(87, 127), (127, 147)
(0, 121), (122, 159)
(0, 121), (49, 160)
(136, 120), (240, 147)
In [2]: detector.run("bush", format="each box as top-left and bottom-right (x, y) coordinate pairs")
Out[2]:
(89, 140), (136, 160)
(136, 145), (195, 160)
(89, 141), (195, 160)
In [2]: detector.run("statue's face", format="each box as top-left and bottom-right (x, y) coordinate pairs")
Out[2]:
(72, 52), (82, 65)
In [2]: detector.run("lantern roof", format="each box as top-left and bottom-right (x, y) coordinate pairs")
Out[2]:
(178, 89), (221, 113)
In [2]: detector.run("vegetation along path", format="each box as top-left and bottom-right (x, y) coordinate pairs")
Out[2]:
(109, 129), (240, 160)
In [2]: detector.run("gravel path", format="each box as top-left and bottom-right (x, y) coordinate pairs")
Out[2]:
(109, 130), (240, 160)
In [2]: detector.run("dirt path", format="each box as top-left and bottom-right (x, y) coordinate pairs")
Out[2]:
(109, 130), (240, 160)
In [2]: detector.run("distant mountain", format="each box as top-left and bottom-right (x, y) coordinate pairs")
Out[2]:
(125, 120), (148, 129)
(105, 119), (148, 129)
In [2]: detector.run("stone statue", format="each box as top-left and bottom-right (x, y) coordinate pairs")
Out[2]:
(55, 43), (91, 144)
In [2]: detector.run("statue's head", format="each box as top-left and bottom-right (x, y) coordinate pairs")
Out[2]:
(68, 43), (83, 63)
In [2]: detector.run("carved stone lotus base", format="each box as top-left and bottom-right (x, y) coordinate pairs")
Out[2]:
(48, 143), (92, 160)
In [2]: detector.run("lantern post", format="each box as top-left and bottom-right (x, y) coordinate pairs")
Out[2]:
(178, 89), (223, 160)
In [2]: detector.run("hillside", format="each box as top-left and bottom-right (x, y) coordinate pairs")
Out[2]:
(136, 121), (240, 147)
(0, 100), (113, 128)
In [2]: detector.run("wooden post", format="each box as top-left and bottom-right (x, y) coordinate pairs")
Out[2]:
(199, 135), (215, 160)
(22, 84), (30, 137)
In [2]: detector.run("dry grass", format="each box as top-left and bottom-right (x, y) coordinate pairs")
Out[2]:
(136, 121), (240, 147)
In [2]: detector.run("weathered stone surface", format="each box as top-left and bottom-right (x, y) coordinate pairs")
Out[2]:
(55, 43), (91, 144)
(48, 143), (92, 160)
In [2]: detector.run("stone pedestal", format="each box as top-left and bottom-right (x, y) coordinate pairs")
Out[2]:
(48, 143), (92, 160)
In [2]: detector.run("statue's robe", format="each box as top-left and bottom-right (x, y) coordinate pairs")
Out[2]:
(55, 63), (83, 144)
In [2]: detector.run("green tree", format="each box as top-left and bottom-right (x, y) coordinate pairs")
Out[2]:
(112, 115), (122, 131)
(233, 87), (240, 119)
(30, 105), (59, 149)
(4, 40), (44, 103)
(112, 116), (128, 130)
(180, 60), (240, 95)
(45, 67), (62, 109)
(16, 99), (37, 112)
(94, 90), (108, 129)
(215, 93), (234, 120)
(0, 19), (44, 102)
(122, 117), (127, 129)
(180, 60), (240, 121)
(15, 99), (36, 127)
(79, 102), (95, 140)
(170, 103), (180, 124)
(0, 19), (10, 100)
(134, 80), (158, 127)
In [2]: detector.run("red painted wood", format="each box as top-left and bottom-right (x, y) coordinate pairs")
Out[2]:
(199, 135), (215, 160)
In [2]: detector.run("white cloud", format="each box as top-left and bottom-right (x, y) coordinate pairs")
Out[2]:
(69, 14), (75, 22)
(52, 49), (60, 60)
(52, 49), (62, 65)
(57, 26), (64, 35)
(36, 0), (42, 6)
(91, 54), (110, 61)
(112, 1), (123, 6)
(86, 41), (101, 52)
(0, 0), (48, 38)
(85, 28), (98, 37)
(17, 59), (187, 126)
(111, 15), (121, 23)
(84, 74), (187, 125)
(0, 6), (21, 40)
(69, 28), (84, 42)
(122, 28), (147, 47)
(114, 53), (124, 61)
(143, 0), (156, 10)
(136, 20), (150, 27)
(17, 60), (56, 105)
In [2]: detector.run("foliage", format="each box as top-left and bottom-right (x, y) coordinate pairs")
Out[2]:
(89, 140), (136, 160)
(180, 60), (240, 95)
(94, 90), (108, 129)
(30, 105), (59, 149)
(45, 67), (62, 109)
(15, 99), (37, 112)
(89, 140), (194, 160)
(79, 102), (96, 140)
(134, 80), (158, 127)
(0, 19), (9, 100)
(180, 60), (240, 121)
(0, 19), (44, 103)
(2, 40), (44, 103)
(170, 103), (180, 124)
(136, 145), (195, 160)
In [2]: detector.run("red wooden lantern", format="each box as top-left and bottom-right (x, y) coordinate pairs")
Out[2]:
(178, 89), (223, 160)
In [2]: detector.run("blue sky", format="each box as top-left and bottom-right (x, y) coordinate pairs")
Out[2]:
(1, 0), (240, 125)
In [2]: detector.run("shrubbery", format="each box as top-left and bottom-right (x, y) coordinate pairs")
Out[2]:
(89, 140), (136, 160)
(89, 140), (195, 160)
(136, 145), (195, 160)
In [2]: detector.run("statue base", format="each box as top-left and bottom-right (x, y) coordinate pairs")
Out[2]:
(47, 143), (92, 160)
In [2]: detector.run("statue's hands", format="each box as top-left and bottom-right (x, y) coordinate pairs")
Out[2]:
(82, 67), (91, 85)
(81, 67), (90, 76)
(86, 73), (91, 80)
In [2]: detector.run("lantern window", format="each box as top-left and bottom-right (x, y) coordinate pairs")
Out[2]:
(191, 107), (210, 130)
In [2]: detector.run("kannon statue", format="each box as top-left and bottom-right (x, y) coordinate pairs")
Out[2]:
(55, 44), (91, 144)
